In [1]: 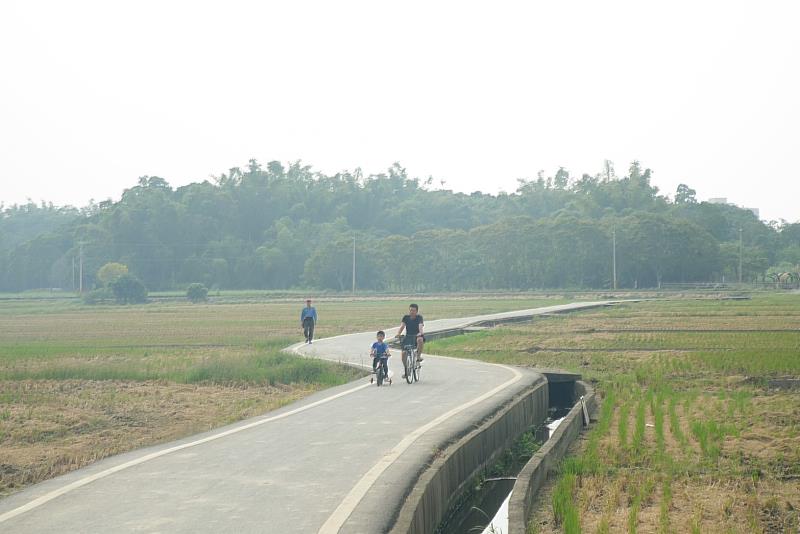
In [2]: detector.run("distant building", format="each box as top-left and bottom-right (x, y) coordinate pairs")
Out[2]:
(705, 198), (760, 219)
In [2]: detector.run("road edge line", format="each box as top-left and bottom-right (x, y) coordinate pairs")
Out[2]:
(317, 363), (523, 534)
(0, 380), (371, 524)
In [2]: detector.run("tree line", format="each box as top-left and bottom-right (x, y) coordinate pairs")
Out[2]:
(1, 159), (798, 293)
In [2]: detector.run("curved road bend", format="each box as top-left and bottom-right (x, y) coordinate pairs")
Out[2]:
(0, 301), (613, 533)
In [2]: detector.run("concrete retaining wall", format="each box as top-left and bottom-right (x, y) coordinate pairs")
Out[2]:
(389, 378), (549, 534)
(507, 380), (597, 534)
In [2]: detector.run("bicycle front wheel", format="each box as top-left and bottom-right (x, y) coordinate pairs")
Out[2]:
(405, 353), (414, 384)
(412, 358), (420, 382)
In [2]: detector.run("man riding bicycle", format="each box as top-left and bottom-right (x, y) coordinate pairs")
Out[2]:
(395, 303), (424, 378)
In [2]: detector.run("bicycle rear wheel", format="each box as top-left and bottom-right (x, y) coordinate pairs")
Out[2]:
(412, 358), (420, 382)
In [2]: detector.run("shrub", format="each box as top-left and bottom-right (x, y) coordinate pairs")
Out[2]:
(82, 287), (112, 305)
(109, 274), (147, 304)
(186, 283), (209, 303)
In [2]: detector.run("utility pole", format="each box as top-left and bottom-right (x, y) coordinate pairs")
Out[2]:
(72, 256), (76, 291)
(79, 242), (84, 293)
(352, 235), (356, 294)
(738, 227), (743, 284)
(612, 226), (617, 290)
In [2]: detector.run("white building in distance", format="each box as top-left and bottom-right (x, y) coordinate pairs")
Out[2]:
(706, 197), (759, 219)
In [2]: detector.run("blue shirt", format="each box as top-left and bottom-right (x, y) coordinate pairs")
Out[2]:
(371, 341), (389, 357)
(301, 306), (317, 322)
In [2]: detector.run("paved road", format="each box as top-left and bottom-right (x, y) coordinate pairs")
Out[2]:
(0, 301), (612, 533)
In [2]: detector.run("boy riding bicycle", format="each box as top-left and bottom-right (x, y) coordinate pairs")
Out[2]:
(370, 330), (391, 382)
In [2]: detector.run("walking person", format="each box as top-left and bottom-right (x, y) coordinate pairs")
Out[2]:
(301, 299), (317, 344)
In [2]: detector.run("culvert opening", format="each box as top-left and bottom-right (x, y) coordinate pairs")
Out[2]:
(436, 377), (577, 534)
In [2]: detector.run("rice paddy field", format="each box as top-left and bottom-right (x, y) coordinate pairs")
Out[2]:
(0, 293), (566, 497)
(427, 294), (800, 533)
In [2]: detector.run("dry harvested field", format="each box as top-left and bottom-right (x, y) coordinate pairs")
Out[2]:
(0, 294), (566, 497)
(428, 295), (800, 533)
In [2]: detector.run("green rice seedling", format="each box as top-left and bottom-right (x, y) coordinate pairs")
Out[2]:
(582, 389), (617, 473)
(618, 401), (631, 453)
(578, 444), (600, 477)
(596, 389), (617, 437)
(696, 343), (800, 376)
(552, 472), (577, 526)
(628, 493), (641, 533)
(682, 390), (698, 418)
(631, 398), (647, 460)
(667, 395), (687, 450)
(579, 390), (617, 476)
(689, 418), (737, 463)
(627, 477), (656, 534)
(562, 506), (580, 534)
(634, 366), (650, 386)
(552, 457), (584, 530)
(727, 390), (751, 418)
(653, 393), (665, 458)
(561, 456), (584, 476)
(690, 419), (709, 459)
(658, 476), (672, 534)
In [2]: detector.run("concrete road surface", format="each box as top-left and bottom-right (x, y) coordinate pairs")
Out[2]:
(0, 301), (612, 533)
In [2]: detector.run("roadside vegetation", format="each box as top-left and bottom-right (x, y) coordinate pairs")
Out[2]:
(428, 294), (800, 533)
(0, 294), (563, 497)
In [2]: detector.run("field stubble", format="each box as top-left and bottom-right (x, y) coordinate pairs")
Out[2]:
(428, 295), (800, 534)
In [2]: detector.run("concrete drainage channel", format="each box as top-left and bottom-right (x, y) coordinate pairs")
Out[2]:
(439, 375), (595, 534)
(387, 367), (596, 534)
(507, 379), (596, 534)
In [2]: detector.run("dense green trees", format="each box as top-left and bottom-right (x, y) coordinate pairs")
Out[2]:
(109, 274), (147, 304)
(1, 160), (797, 292)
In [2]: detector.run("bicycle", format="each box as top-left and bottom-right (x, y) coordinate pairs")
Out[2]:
(402, 342), (421, 384)
(371, 354), (391, 386)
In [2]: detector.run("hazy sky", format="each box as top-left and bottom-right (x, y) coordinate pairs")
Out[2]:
(1, 1), (799, 222)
